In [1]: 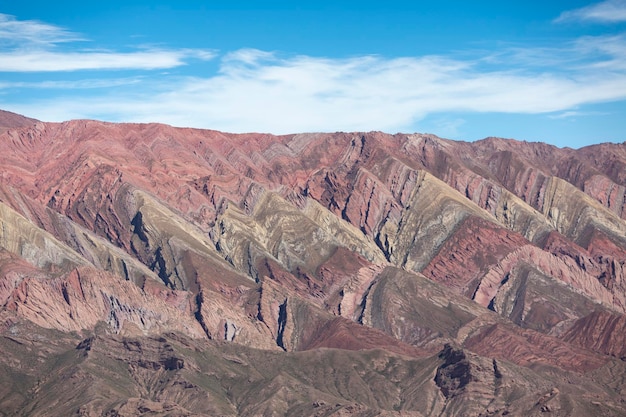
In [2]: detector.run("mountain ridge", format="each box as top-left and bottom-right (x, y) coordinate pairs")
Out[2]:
(0, 111), (625, 416)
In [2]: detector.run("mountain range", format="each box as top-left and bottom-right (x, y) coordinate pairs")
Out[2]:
(1, 109), (625, 416)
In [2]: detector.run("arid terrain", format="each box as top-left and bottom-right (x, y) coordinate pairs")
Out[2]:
(1, 109), (625, 416)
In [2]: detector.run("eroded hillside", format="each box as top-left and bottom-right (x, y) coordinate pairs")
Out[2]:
(1, 110), (625, 416)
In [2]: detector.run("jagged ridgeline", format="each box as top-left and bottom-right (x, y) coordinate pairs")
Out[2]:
(1, 109), (626, 416)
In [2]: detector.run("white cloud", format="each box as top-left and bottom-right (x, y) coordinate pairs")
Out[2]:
(481, 34), (626, 73)
(422, 117), (467, 138)
(0, 77), (144, 90)
(0, 14), (215, 72)
(573, 35), (626, 71)
(0, 13), (82, 46)
(0, 49), (215, 72)
(2, 12), (626, 135)
(548, 110), (609, 119)
(9, 42), (626, 134)
(555, 0), (626, 23)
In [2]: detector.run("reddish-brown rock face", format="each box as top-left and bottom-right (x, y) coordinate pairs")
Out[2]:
(0, 109), (37, 134)
(1, 113), (625, 416)
(561, 310), (626, 359)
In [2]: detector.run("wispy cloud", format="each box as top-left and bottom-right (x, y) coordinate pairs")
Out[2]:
(0, 77), (144, 90)
(10, 39), (626, 133)
(482, 34), (626, 72)
(2, 12), (626, 136)
(548, 110), (610, 119)
(0, 13), (83, 46)
(0, 14), (214, 72)
(422, 117), (466, 138)
(0, 49), (214, 72)
(555, 0), (626, 23)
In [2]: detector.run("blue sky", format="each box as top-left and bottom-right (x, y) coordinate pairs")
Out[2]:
(1, 1), (626, 148)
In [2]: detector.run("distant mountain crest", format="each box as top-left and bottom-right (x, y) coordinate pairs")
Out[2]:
(0, 109), (38, 133)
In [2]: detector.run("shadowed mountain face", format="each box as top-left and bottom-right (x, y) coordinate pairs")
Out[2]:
(1, 114), (626, 416)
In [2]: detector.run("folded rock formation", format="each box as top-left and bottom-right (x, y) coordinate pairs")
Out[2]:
(1, 109), (625, 416)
